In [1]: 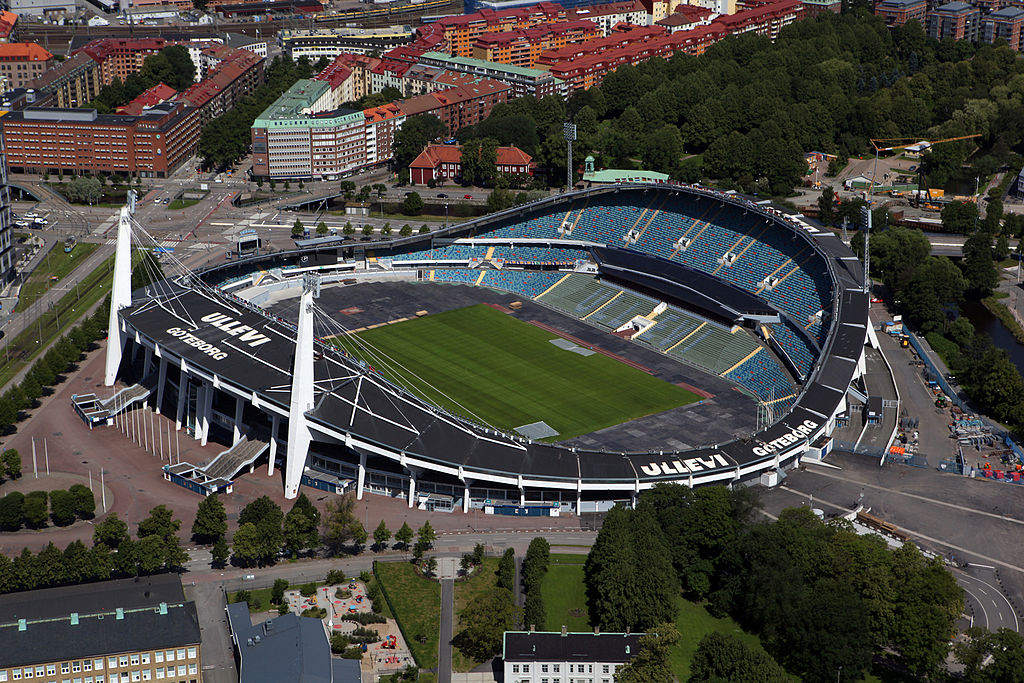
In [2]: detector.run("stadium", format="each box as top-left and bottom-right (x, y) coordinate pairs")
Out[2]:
(83, 183), (872, 514)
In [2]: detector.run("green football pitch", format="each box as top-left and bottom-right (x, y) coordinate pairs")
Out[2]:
(344, 304), (700, 441)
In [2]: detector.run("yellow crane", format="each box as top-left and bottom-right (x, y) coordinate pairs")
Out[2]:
(867, 134), (981, 207)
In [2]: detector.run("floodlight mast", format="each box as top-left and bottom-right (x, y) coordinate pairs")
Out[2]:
(284, 272), (321, 499)
(564, 122), (577, 191)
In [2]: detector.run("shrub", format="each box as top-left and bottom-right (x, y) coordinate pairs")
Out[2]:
(301, 606), (327, 619)
(340, 647), (364, 659)
(341, 612), (387, 624)
(326, 569), (347, 584)
(234, 590), (251, 604)
(299, 582), (317, 597)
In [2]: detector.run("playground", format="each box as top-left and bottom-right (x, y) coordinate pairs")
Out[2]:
(281, 579), (413, 675)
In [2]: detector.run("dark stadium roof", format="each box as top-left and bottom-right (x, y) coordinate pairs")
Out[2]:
(591, 246), (778, 321)
(125, 183), (867, 486)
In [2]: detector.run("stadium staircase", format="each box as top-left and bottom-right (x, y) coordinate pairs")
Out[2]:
(200, 435), (270, 480)
(72, 374), (155, 425)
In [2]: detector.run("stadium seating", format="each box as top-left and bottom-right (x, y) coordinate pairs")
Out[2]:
(634, 307), (703, 350)
(585, 289), (658, 332)
(536, 273), (620, 317)
(489, 246), (585, 264)
(725, 350), (795, 404)
(668, 324), (760, 376)
(769, 320), (817, 378)
(479, 270), (565, 298)
(390, 244), (487, 261)
(431, 269), (479, 284)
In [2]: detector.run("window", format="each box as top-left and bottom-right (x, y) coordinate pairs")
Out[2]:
(85, 678), (93, 683)
(61, 666), (69, 676)
(185, 668), (194, 677)
(107, 661), (116, 670)
(153, 656), (161, 666)
(130, 673), (139, 682)
(542, 665), (549, 673)
(11, 671), (19, 681)
(184, 650), (194, 662)
(48, 668), (56, 677)
(154, 669), (163, 680)
(163, 654), (173, 664)
(117, 660), (127, 670)
(141, 672), (150, 681)
(602, 665), (609, 674)
(522, 665), (529, 673)
(553, 665), (560, 672)
(176, 666), (185, 678)
(129, 658), (138, 668)
(72, 664), (81, 674)
(95, 677), (104, 683)
(83, 663), (91, 673)
(138, 657), (147, 667)
(512, 666), (519, 674)
(0, 671), (7, 682)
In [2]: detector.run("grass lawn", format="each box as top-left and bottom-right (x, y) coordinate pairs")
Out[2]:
(542, 554), (589, 632)
(15, 242), (99, 312)
(345, 305), (700, 440)
(669, 598), (766, 681)
(452, 557), (501, 672)
(167, 198), (199, 210)
(375, 561), (441, 670)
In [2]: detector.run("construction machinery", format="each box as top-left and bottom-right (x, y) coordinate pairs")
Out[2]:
(868, 134), (981, 208)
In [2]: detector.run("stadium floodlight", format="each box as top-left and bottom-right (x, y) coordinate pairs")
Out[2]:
(563, 123), (577, 190)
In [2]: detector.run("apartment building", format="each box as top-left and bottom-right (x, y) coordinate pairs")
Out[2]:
(927, 1), (981, 40)
(0, 576), (202, 683)
(502, 631), (644, 683)
(566, 1), (650, 35)
(2, 101), (200, 177)
(279, 25), (414, 60)
(874, 0), (927, 26)
(177, 46), (265, 122)
(981, 5), (1024, 49)
(471, 20), (601, 67)
(314, 53), (381, 102)
(364, 103), (405, 167)
(429, 2), (568, 56)
(416, 51), (566, 98)
(656, 5), (714, 32)
(26, 51), (102, 107)
(77, 38), (168, 86)
(397, 78), (511, 134)
(0, 43), (52, 90)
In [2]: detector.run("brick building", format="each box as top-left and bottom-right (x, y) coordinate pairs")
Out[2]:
(471, 20), (601, 67)
(364, 102), (405, 166)
(26, 51), (102, 108)
(429, 2), (569, 56)
(314, 53), (381, 102)
(981, 5), (1024, 49)
(566, 1), (651, 35)
(78, 38), (168, 86)
(416, 51), (565, 98)
(927, 1), (981, 40)
(1, 101), (200, 177)
(0, 42), (52, 90)
(176, 46), (265, 122)
(656, 6), (714, 32)
(874, 0), (927, 26)
(397, 78), (511, 135)
(117, 82), (177, 115)
(0, 576), (202, 683)
(409, 143), (533, 185)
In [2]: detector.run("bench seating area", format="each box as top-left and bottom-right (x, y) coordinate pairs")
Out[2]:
(585, 289), (658, 332)
(635, 307), (703, 350)
(536, 273), (620, 317)
(666, 323), (761, 376)
(769, 320), (817, 378)
(725, 351), (795, 405)
(479, 270), (565, 298)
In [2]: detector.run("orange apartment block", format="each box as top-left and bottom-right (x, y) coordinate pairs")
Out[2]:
(432, 2), (569, 57)
(471, 19), (601, 68)
(78, 38), (167, 86)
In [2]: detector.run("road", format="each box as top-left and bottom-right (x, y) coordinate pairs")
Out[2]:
(439, 579), (454, 683)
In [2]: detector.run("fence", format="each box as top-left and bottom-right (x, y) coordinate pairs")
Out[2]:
(832, 438), (887, 459)
(903, 330), (965, 410)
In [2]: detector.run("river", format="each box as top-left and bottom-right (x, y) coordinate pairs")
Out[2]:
(961, 299), (1024, 377)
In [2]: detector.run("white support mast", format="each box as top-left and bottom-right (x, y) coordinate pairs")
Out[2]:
(284, 273), (320, 499)
(104, 206), (134, 386)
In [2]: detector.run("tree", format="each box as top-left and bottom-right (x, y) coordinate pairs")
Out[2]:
(321, 493), (360, 553)
(351, 523), (368, 551)
(138, 504), (180, 540)
(211, 536), (230, 568)
(271, 578), (289, 605)
(451, 587), (518, 662)
(192, 493), (227, 544)
(961, 231), (998, 296)
(585, 506), (677, 631)
(343, 222), (355, 235)
(339, 180), (356, 199)
(283, 494), (321, 557)
(231, 522), (265, 567)
(497, 548), (515, 591)
(955, 627), (1024, 682)
(362, 224), (374, 237)
(316, 221), (329, 236)
(292, 219), (305, 237)
(381, 222), (392, 237)
(0, 492), (24, 531)
(817, 187), (837, 226)
(2, 449), (20, 479)
(93, 512), (129, 548)
(615, 623), (680, 683)
(373, 520), (391, 552)
(688, 632), (791, 683)
(941, 200), (979, 234)
(69, 484), (95, 520)
(401, 192), (423, 216)
(238, 496), (284, 562)
(641, 125), (684, 177)
(486, 187), (516, 213)
(417, 521), (436, 549)
(394, 114), (446, 169)
(49, 489), (76, 526)
(395, 521), (414, 549)
(400, 224), (412, 237)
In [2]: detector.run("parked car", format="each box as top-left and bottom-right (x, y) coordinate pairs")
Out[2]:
(463, 194), (472, 199)
(437, 193), (448, 198)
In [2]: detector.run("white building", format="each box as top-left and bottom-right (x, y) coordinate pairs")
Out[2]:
(567, 1), (650, 36)
(502, 631), (644, 683)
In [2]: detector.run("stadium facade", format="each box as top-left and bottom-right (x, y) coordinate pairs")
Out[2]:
(97, 184), (873, 513)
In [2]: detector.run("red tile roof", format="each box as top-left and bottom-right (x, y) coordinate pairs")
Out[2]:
(0, 42), (52, 61)
(117, 81), (176, 115)
(0, 11), (18, 39)
(410, 143), (533, 170)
